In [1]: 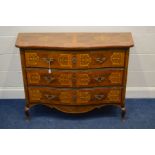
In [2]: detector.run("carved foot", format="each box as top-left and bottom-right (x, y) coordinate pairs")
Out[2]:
(25, 106), (30, 120)
(121, 107), (126, 120)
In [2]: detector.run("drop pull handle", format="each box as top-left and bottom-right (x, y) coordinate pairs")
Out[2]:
(44, 94), (56, 100)
(94, 76), (105, 82)
(48, 61), (52, 74)
(95, 57), (106, 63)
(42, 58), (55, 74)
(44, 76), (55, 83)
(94, 94), (105, 100)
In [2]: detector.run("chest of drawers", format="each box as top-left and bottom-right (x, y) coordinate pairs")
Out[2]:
(16, 33), (134, 118)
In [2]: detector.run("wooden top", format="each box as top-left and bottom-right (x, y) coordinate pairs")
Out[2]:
(16, 33), (134, 50)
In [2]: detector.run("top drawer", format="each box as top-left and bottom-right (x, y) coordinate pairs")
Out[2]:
(24, 50), (126, 69)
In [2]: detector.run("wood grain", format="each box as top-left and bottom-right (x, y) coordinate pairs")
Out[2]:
(16, 32), (133, 115)
(16, 33), (134, 49)
(28, 87), (123, 105)
(24, 50), (126, 69)
(26, 69), (124, 87)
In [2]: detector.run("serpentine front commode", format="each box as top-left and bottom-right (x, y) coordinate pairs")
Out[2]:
(15, 33), (134, 118)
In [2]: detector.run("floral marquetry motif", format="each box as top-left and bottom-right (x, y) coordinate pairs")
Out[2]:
(29, 89), (42, 101)
(107, 90), (121, 102)
(76, 74), (90, 86)
(111, 52), (124, 66)
(25, 53), (39, 66)
(109, 72), (122, 84)
(28, 72), (40, 84)
(77, 91), (91, 103)
(58, 74), (72, 86)
(58, 54), (72, 67)
(77, 54), (92, 67)
(59, 92), (73, 104)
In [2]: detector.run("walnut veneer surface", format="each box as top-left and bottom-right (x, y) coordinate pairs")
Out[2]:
(16, 33), (134, 117)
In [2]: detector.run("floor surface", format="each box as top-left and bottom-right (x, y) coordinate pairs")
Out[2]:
(0, 99), (154, 129)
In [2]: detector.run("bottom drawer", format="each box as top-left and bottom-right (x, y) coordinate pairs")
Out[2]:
(28, 87), (123, 105)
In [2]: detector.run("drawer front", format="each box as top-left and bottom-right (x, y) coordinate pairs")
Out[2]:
(26, 69), (124, 87)
(28, 87), (122, 105)
(25, 50), (125, 69)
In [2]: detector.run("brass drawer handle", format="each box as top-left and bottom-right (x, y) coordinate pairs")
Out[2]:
(94, 94), (105, 100)
(94, 76), (105, 82)
(44, 76), (55, 83)
(95, 57), (106, 63)
(44, 94), (56, 100)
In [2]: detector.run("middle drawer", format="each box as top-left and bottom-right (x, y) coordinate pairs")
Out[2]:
(26, 69), (124, 87)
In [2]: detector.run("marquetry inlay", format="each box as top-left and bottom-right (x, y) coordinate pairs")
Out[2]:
(109, 72), (122, 84)
(111, 52), (124, 65)
(78, 54), (92, 67)
(77, 91), (91, 103)
(28, 72), (40, 83)
(58, 54), (72, 67)
(58, 74), (72, 86)
(29, 89), (42, 101)
(17, 33), (133, 115)
(107, 90), (121, 102)
(77, 74), (90, 86)
(59, 92), (72, 103)
(25, 53), (39, 65)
